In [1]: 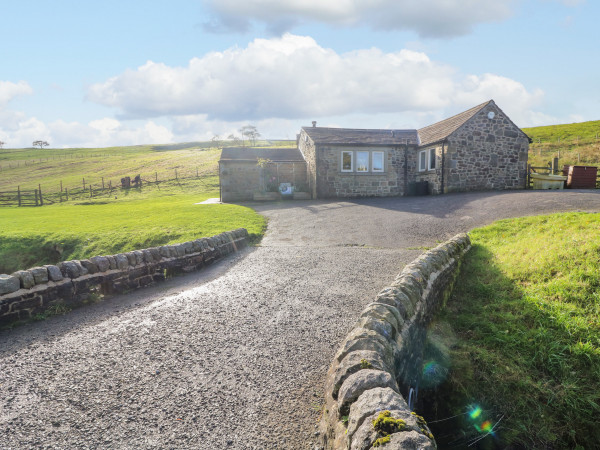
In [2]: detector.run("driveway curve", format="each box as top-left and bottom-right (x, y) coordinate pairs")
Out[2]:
(2, 190), (600, 449)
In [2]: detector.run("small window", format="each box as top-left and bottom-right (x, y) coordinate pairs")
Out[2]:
(356, 151), (369, 172)
(372, 152), (384, 172)
(341, 151), (353, 172)
(428, 148), (436, 170)
(418, 150), (427, 172)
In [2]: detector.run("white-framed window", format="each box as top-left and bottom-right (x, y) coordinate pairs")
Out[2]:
(372, 151), (384, 172)
(341, 151), (354, 172)
(419, 150), (427, 172)
(418, 148), (437, 172)
(356, 151), (369, 172)
(341, 150), (387, 173)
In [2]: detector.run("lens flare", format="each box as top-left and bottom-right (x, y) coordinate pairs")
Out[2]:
(469, 406), (482, 420)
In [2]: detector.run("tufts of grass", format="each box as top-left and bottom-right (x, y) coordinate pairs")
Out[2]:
(440, 212), (600, 449)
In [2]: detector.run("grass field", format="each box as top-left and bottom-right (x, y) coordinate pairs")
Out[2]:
(523, 120), (600, 168)
(0, 140), (294, 192)
(430, 213), (600, 449)
(0, 141), (277, 273)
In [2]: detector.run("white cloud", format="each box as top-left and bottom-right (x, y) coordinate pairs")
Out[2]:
(0, 111), (173, 148)
(202, 0), (515, 37)
(0, 80), (33, 106)
(87, 33), (544, 128)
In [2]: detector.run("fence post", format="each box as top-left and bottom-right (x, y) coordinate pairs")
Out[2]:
(155, 172), (158, 183)
(196, 167), (199, 177)
(83, 177), (85, 189)
(39, 184), (43, 206)
(17, 186), (21, 207)
(102, 177), (105, 190)
(527, 164), (531, 189)
(175, 169), (178, 180)
(90, 185), (92, 198)
(66, 188), (68, 201)
(35, 189), (39, 206)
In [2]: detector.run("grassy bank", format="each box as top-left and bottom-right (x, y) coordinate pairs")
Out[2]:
(0, 185), (266, 273)
(524, 120), (600, 168)
(434, 213), (600, 449)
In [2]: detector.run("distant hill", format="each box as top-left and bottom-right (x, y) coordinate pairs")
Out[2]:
(524, 120), (600, 167)
(523, 120), (600, 144)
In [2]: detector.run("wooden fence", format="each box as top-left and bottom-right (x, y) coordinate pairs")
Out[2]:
(0, 186), (44, 207)
(0, 168), (213, 207)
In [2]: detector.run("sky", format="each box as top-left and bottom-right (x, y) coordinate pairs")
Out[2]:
(0, 0), (597, 148)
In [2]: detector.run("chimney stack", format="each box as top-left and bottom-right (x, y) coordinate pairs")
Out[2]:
(312, 121), (317, 127)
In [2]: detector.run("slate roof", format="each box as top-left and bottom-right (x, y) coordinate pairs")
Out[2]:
(219, 147), (305, 162)
(417, 101), (491, 146)
(302, 127), (419, 146)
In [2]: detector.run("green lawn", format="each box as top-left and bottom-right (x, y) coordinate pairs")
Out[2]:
(434, 213), (600, 449)
(0, 186), (265, 273)
(0, 141), (275, 273)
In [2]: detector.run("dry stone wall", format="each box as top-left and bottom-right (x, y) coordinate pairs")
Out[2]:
(319, 234), (471, 449)
(0, 229), (248, 326)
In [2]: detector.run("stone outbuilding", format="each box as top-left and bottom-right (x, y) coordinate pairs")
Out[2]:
(218, 100), (530, 201)
(218, 147), (308, 202)
(298, 100), (530, 198)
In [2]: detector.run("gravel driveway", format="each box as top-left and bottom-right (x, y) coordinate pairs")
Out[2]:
(2, 190), (600, 449)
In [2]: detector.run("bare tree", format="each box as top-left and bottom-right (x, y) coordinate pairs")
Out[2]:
(0, 141), (4, 149)
(227, 133), (242, 145)
(33, 140), (49, 149)
(239, 125), (261, 147)
(211, 135), (222, 149)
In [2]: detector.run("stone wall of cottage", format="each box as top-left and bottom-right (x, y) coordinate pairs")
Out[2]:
(444, 105), (529, 193)
(313, 145), (417, 198)
(319, 234), (471, 449)
(415, 145), (443, 195)
(0, 229), (248, 327)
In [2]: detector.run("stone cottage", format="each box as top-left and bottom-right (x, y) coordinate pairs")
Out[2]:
(218, 100), (530, 201)
(298, 100), (530, 198)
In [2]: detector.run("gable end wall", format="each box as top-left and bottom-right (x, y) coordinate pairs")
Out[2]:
(444, 104), (529, 193)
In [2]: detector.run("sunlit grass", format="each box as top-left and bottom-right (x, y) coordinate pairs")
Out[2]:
(441, 213), (600, 448)
(0, 184), (266, 273)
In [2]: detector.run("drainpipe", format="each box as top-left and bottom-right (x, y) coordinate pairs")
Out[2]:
(403, 141), (409, 195)
(440, 140), (446, 194)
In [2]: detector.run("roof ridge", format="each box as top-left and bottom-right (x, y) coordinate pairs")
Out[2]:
(302, 126), (417, 132)
(418, 100), (491, 133)
(417, 100), (493, 146)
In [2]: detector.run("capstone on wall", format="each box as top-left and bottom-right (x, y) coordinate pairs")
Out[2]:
(319, 234), (472, 449)
(444, 105), (529, 193)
